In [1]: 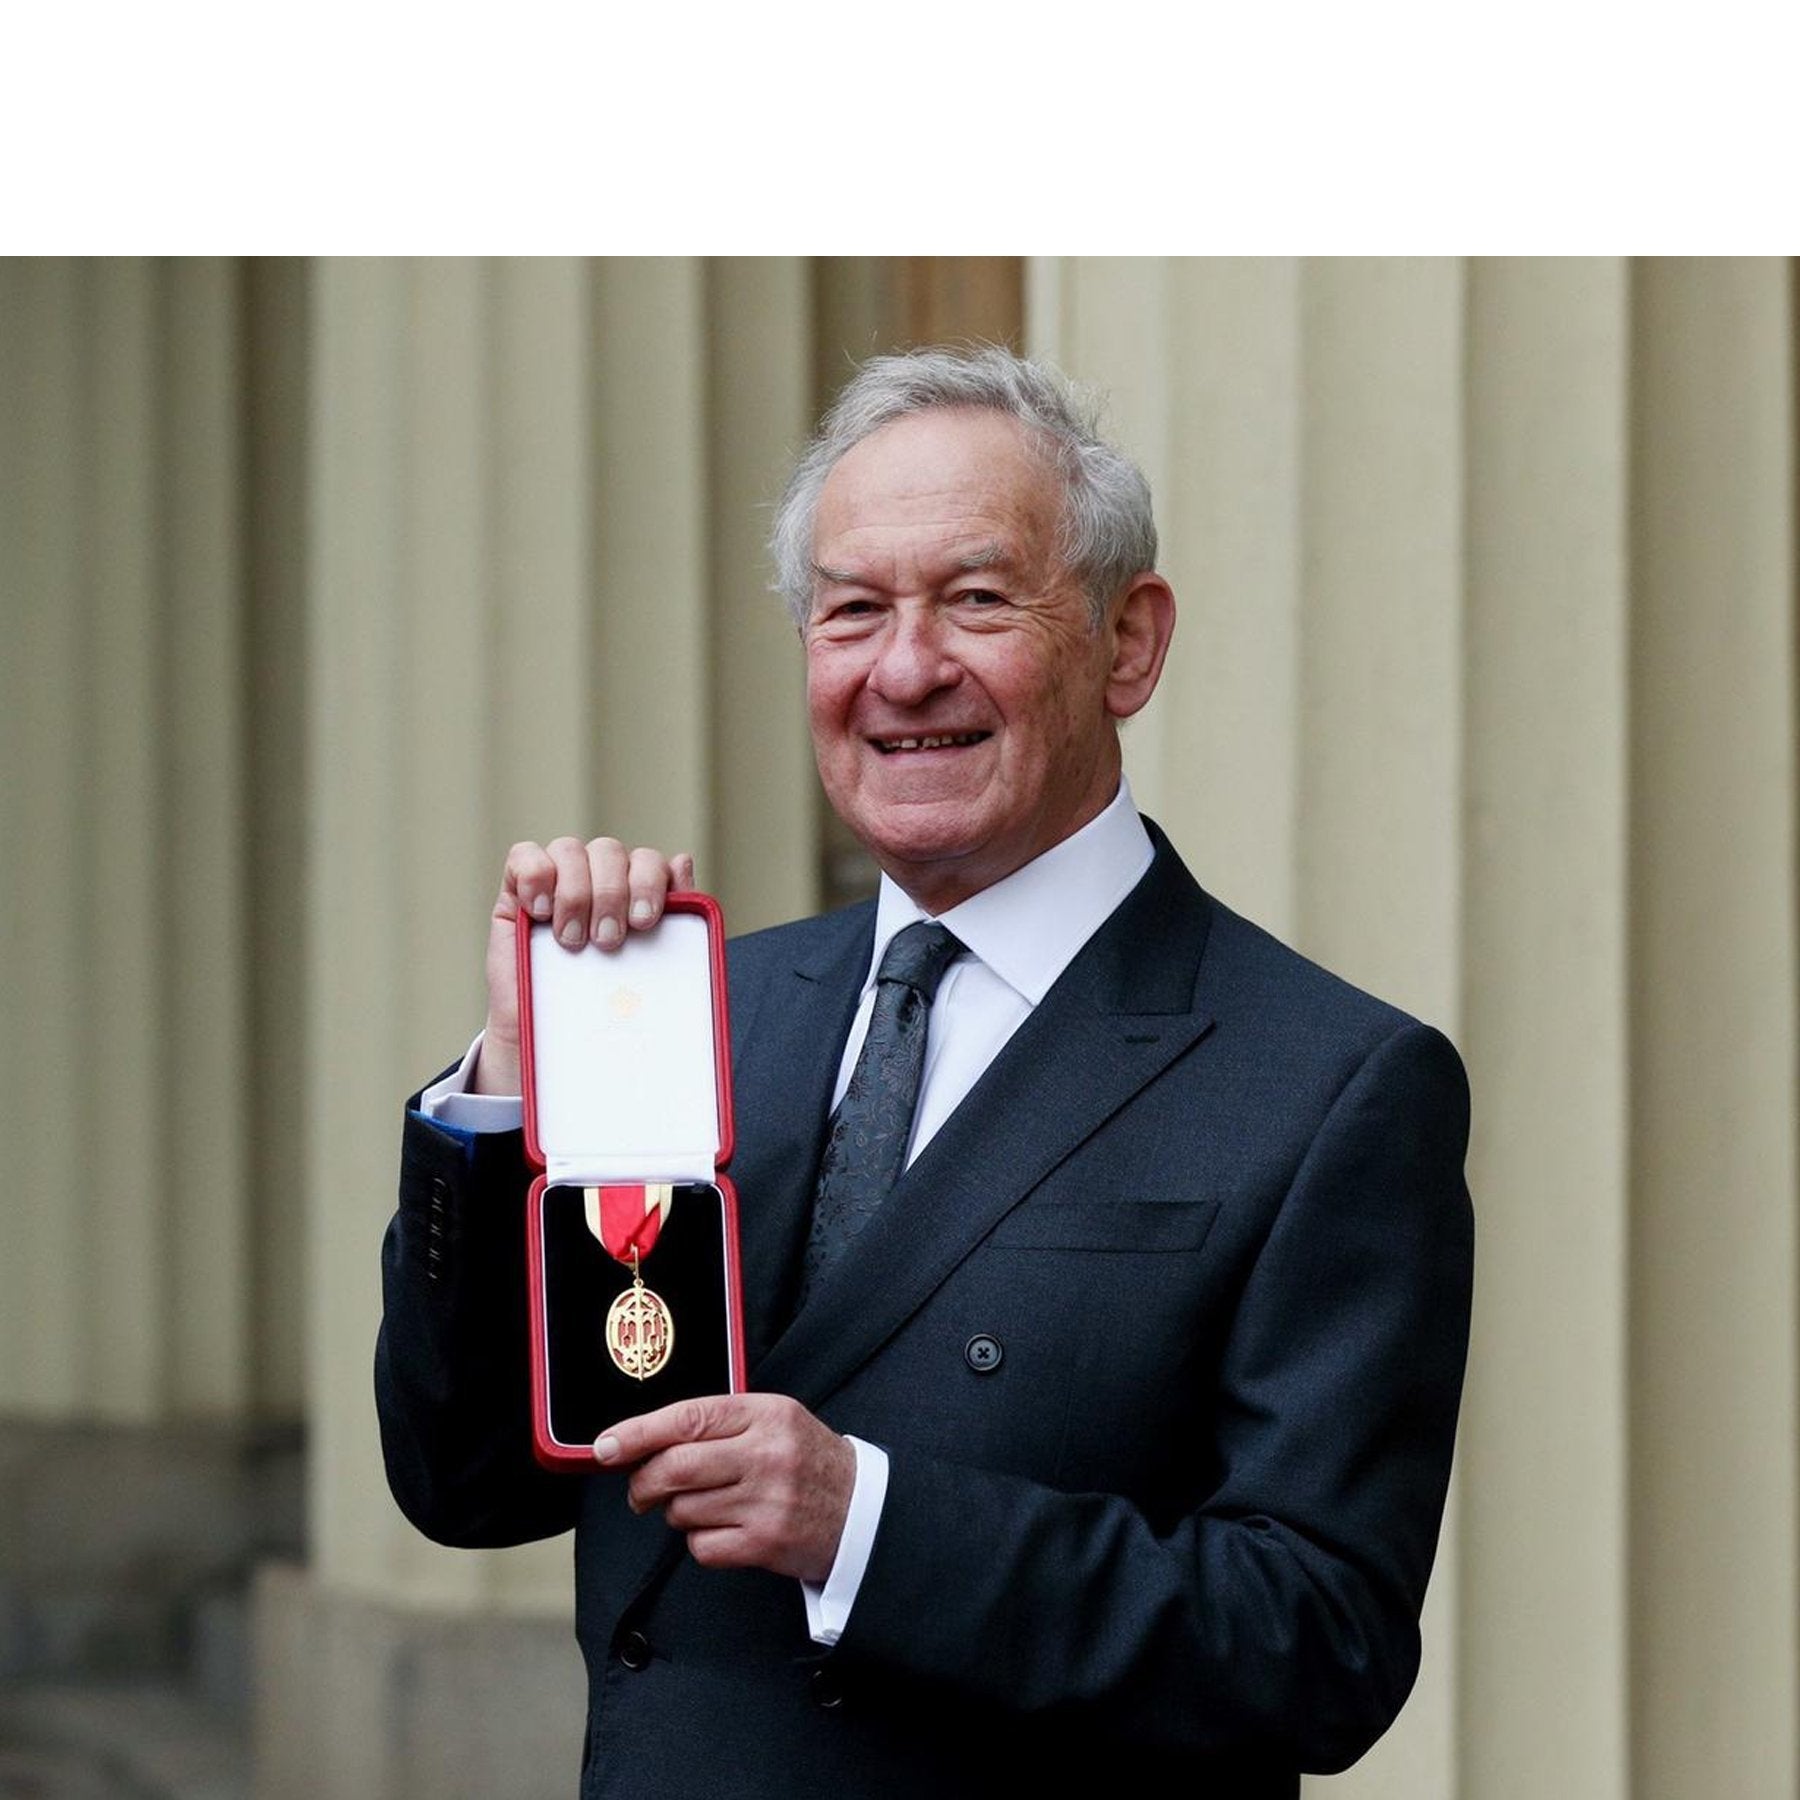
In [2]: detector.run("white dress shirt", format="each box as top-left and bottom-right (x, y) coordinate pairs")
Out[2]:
(420, 780), (1154, 1643)
(832, 780), (1154, 1163)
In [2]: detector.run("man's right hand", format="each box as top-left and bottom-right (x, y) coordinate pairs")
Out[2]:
(474, 837), (696, 1096)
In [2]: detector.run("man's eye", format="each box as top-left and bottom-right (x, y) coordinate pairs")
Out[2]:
(810, 598), (882, 637)
(959, 588), (1007, 607)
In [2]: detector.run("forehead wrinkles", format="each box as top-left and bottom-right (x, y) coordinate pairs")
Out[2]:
(815, 521), (1045, 589)
(815, 489), (1064, 602)
(818, 410), (1064, 537)
(819, 473), (1045, 538)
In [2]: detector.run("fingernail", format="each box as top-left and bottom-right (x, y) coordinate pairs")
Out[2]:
(629, 899), (655, 925)
(594, 1434), (619, 1464)
(597, 918), (623, 949)
(559, 920), (585, 948)
(530, 894), (551, 920)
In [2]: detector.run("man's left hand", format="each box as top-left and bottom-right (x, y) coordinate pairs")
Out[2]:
(595, 1394), (856, 1584)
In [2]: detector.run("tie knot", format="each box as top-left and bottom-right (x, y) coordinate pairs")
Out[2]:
(877, 921), (963, 1003)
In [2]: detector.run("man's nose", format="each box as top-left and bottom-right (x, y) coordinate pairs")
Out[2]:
(869, 609), (959, 704)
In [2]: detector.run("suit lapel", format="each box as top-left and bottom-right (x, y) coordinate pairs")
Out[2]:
(751, 837), (1215, 1407)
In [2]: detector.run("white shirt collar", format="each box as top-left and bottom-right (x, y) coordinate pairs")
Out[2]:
(864, 779), (1155, 1005)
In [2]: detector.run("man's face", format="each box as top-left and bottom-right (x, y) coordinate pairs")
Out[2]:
(805, 408), (1129, 913)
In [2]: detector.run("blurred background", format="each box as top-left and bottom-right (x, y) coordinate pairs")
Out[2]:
(0, 255), (1794, 1798)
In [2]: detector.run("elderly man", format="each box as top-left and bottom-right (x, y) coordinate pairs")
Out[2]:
(376, 346), (1473, 1796)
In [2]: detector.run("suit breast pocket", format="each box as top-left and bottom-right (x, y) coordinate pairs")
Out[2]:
(985, 1194), (1222, 1254)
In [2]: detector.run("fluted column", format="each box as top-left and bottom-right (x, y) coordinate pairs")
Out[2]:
(0, 258), (258, 1423)
(707, 257), (820, 929)
(1627, 257), (1797, 1800)
(1461, 257), (1633, 1799)
(2, 257), (101, 1417)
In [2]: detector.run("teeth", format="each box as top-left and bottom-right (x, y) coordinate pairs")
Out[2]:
(879, 733), (984, 751)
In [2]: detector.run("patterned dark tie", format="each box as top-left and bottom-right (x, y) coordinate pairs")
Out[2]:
(800, 921), (964, 1303)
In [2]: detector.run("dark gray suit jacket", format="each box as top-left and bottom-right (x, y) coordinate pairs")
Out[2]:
(376, 826), (1473, 1797)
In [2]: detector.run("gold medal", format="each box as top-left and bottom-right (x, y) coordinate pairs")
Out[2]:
(588, 1185), (677, 1380)
(605, 1249), (674, 1380)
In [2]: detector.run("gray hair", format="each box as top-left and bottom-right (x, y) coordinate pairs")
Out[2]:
(769, 344), (1158, 630)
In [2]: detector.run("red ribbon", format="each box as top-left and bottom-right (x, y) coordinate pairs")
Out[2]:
(587, 1183), (672, 1265)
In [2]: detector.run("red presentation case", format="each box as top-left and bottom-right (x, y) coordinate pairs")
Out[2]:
(517, 894), (746, 1471)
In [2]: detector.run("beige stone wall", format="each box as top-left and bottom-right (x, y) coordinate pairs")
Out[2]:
(2, 256), (1794, 1797)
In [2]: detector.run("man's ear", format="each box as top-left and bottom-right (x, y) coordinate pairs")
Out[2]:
(1104, 573), (1177, 721)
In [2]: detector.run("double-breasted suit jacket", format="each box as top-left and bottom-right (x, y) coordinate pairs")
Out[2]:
(376, 825), (1474, 1797)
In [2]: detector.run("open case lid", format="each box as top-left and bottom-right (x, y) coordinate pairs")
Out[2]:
(517, 893), (735, 1186)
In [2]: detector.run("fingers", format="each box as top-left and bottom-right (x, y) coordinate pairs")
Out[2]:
(497, 841), (558, 925)
(479, 833), (693, 1097)
(532, 836), (591, 945)
(625, 1442), (745, 1518)
(625, 846), (680, 933)
(594, 1394), (856, 1582)
(497, 837), (695, 955)
(595, 1394), (747, 1468)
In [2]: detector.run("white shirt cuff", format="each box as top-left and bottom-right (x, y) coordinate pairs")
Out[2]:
(801, 1435), (889, 1646)
(418, 1031), (524, 1134)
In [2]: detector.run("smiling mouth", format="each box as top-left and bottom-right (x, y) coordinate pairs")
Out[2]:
(871, 732), (991, 753)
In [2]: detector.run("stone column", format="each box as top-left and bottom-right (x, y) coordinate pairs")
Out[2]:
(0, 257), (256, 1423)
(1626, 257), (1797, 1800)
(1460, 256), (1634, 1800)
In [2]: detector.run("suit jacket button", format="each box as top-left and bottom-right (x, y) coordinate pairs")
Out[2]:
(811, 1666), (844, 1709)
(617, 1628), (651, 1671)
(964, 1334), (1003, 1373)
